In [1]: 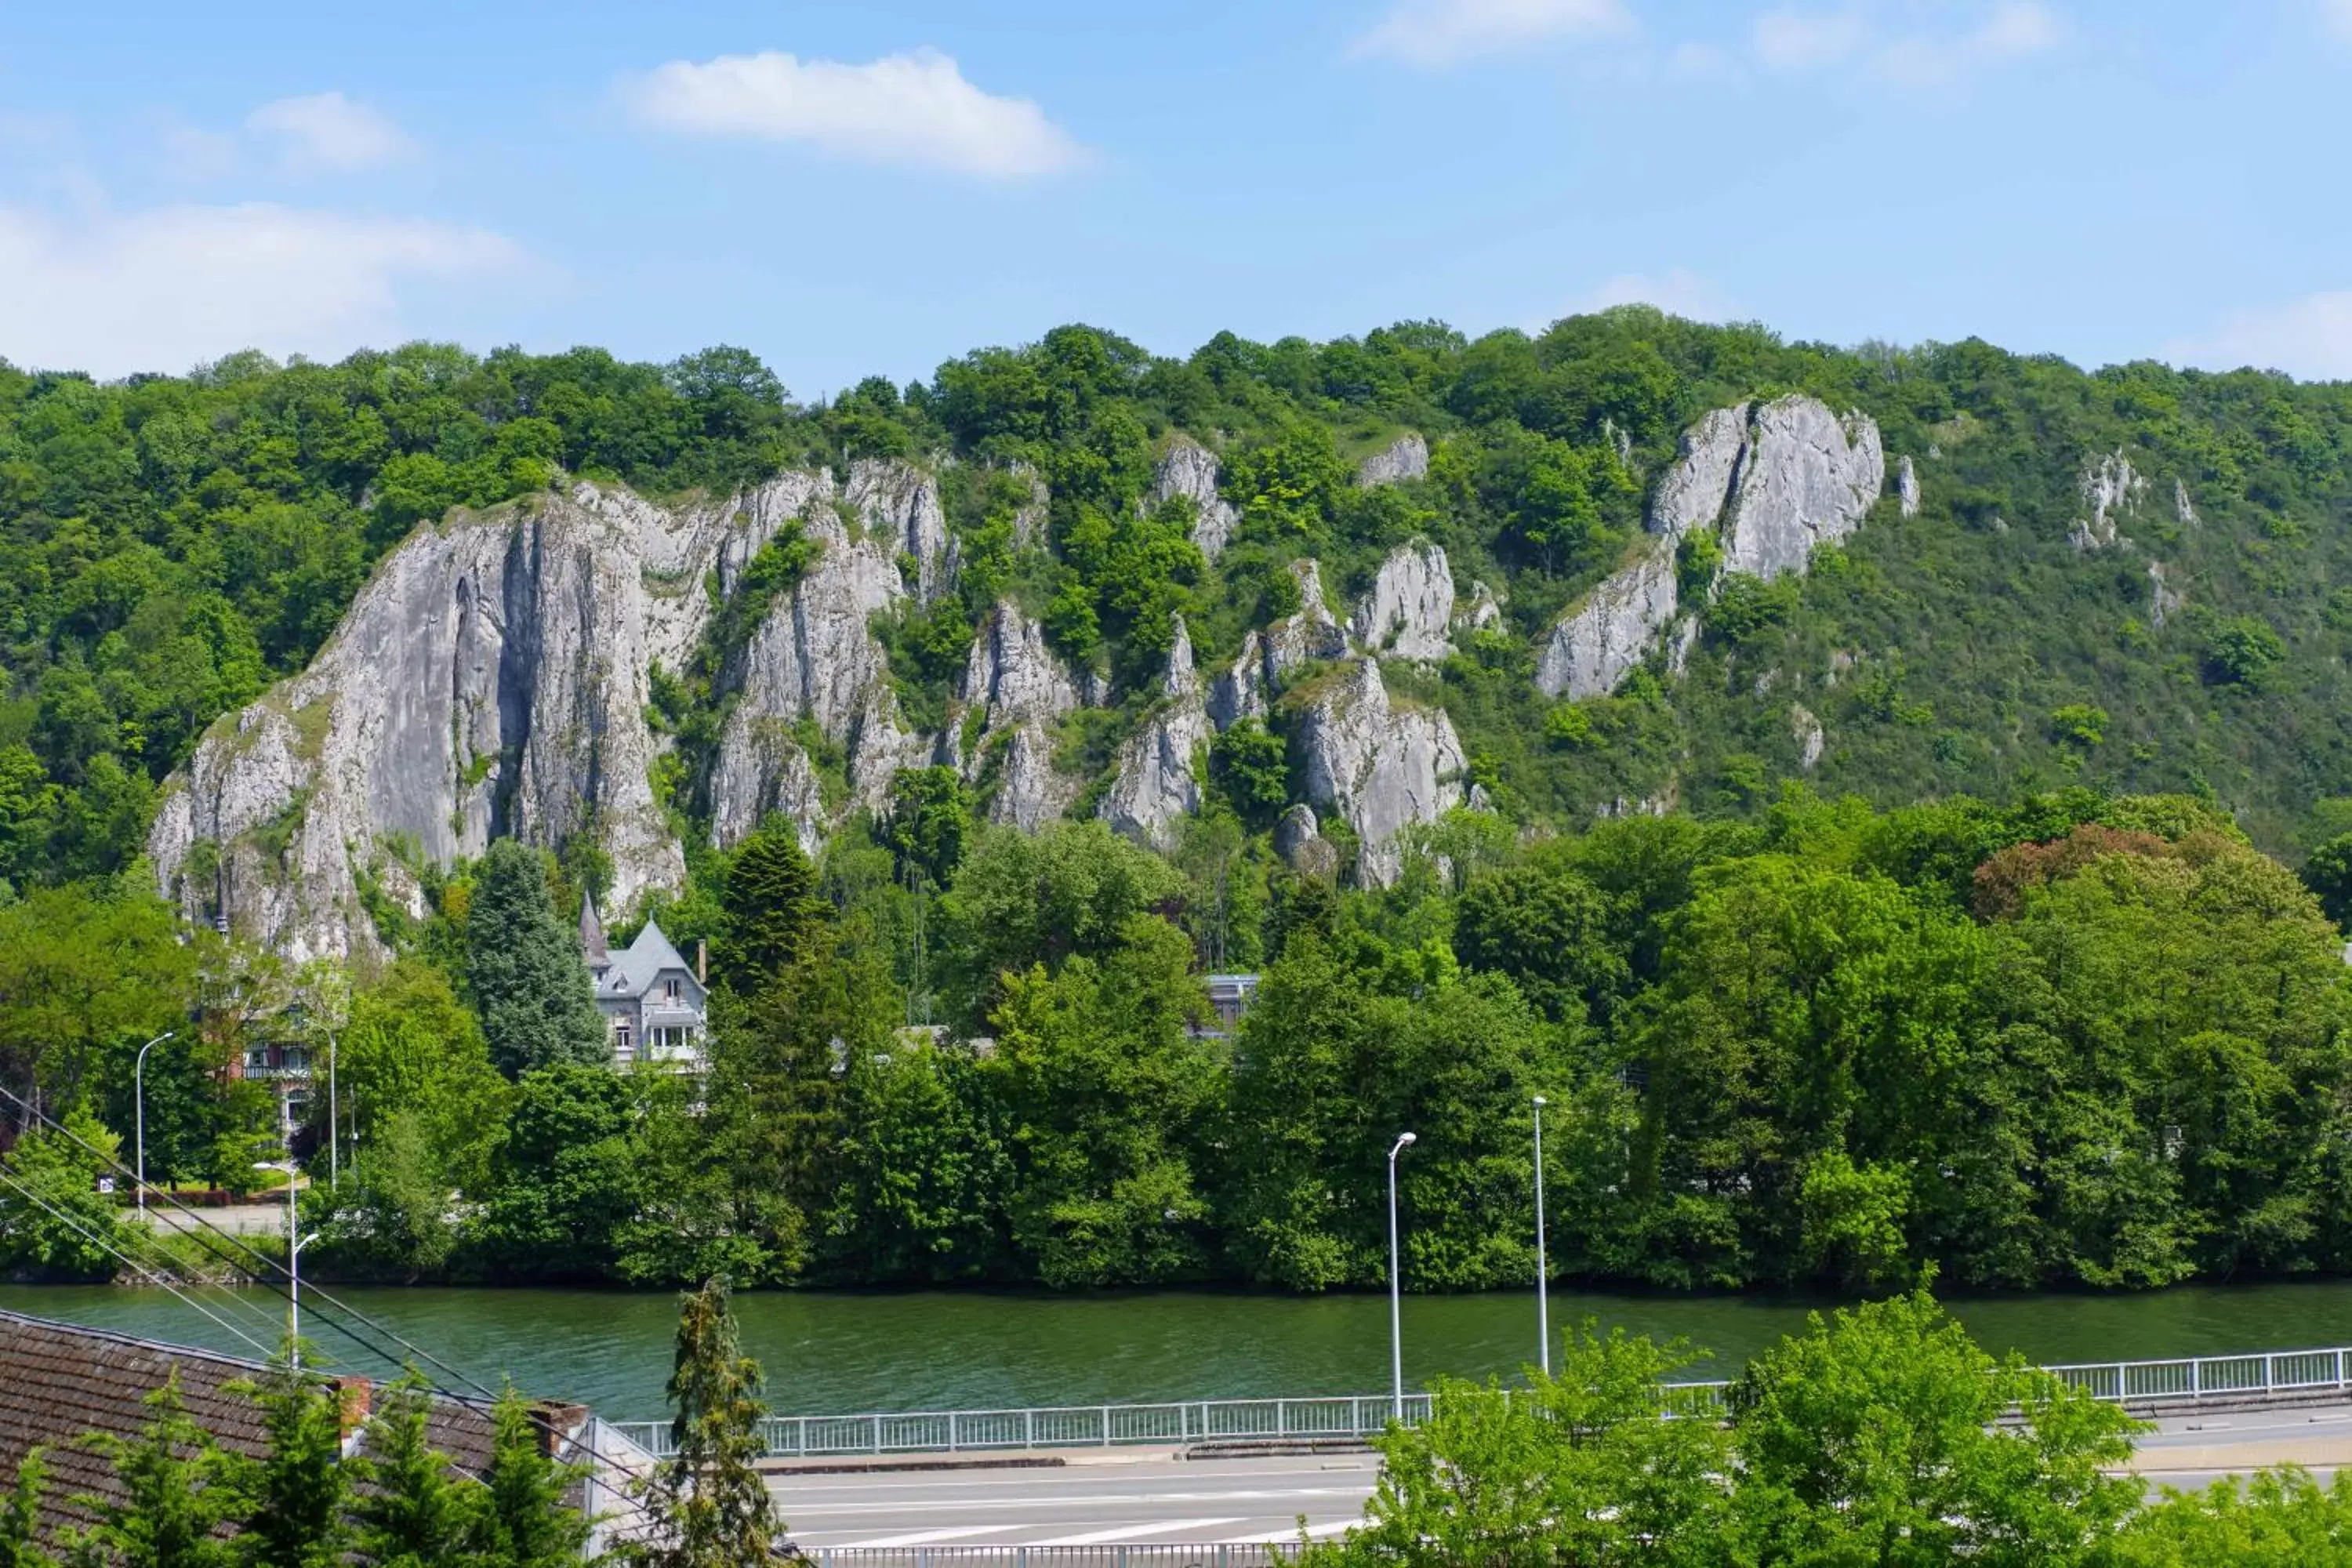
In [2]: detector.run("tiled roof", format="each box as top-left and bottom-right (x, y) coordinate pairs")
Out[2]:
(0, 1309), (503, 1543)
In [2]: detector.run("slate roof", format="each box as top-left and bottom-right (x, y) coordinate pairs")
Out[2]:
(595, 918), (696, 1002)
(0, 1309), (510, 1543)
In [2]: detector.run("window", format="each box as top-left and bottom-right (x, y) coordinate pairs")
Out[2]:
(615, 1025), (632, 1057)
(665, 978), (681, 1003)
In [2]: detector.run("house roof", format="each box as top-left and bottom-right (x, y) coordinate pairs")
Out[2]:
(0, 1309), (514, 1543)
(596, 918), (695, 1000)
(579, 891), (608, 970)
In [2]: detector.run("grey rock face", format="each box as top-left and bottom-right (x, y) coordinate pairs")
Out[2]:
(1356, 433), (1429, 488)
(963, 601), (1078, 729)
(1274, 803), (1319, 862)
(1153, 438), (1240, 563)
(1535, 537), (1679, 700)
(1791, 704), (1825, 771)
(986, 724), (1076, 832)
(1296, 659), (1466, 888)
(1534, 395), (1884, 702)
(151, 482), (742, 964)
(2175, 477), (2198, 527)
(2071, 452), (2147, 551)
(1263, 559), (1352, 688)
(1353, 543), (1455, 662)
(1898, 455), (1922, 518)
(1098, 617), (1212, 852)
(1650, 404), (1751, 542)
(1459, 580), (1504, 633)
(1722, 395), (1886, 579)
(847, 459), (953, 605)
(1207, 630), (1268, 731)
(2149, 561), (2183, 630)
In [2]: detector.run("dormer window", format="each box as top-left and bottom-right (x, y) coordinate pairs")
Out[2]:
(665, 978), (681, 1003)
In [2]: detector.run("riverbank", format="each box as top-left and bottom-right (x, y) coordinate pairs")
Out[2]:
(10, 1279), (2352, 1418)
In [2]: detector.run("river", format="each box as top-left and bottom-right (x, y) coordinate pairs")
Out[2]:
(9, 1280), (2352, 1419)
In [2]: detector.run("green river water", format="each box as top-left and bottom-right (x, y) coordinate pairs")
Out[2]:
(8, 1281), (2352, 1419)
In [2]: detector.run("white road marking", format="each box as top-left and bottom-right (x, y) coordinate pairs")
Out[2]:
(1215, 1518), (1359, 1544)
(841, 1525), (1029, 1548)
(1031, 1517), (1247, 1546)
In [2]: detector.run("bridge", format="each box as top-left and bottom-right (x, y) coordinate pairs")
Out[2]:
(609, 1345), (2352, 1560)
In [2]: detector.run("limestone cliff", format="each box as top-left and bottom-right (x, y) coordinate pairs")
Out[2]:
(1352, 543), (1455, 662)
(1152, 438), (1240, 562)
(960, 601), (1082, 830)
(1536, 396), (1885, 701)
(1295, 659), (1465, 887)
(1098, 617), (1210, 852)
(2071, 452), (2147, 551)
(1356, 434), (1429, 488)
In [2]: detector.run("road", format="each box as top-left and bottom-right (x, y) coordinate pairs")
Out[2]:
(770, 1452), (1377, 1551)
(768, 1400), (2352, 1549)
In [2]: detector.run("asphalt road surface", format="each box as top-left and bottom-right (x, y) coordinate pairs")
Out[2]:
(768, 1401), (2352, 1549)
(771, 1453), (1377, 1551)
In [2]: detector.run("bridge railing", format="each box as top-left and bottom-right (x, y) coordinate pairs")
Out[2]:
(609, 1345), (2352, 1460)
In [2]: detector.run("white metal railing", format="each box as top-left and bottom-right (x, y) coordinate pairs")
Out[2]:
(609, 1345), (2352, 1461)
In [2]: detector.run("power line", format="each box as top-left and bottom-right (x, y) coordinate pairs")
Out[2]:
(0, 1158), (278, 1360)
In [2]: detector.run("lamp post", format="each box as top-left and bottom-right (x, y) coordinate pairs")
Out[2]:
(326, 1029), (339, 1188)
(1534, 1094), (1551, 1377)
(133, 1032), (175, 1219)
(1388, 1131), (1417, 1421)
(257, 1161), (318, 1367)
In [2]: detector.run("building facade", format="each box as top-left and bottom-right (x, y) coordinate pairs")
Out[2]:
(579, 895), (708, 1070)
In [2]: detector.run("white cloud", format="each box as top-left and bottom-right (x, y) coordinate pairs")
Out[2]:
(1754, 9), (1868, 70)
(1351, 0), (1634, 66)
(621, 49), (1086, 179)
(245, 92), (413, 174)
(2166, 292), (2352, 383)
(1571, 269), (1737, 322)
(1754, 2), (2060, 83)
(0, 202), (521, 376)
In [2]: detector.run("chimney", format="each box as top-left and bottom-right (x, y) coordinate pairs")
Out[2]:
(333, 1375), (372, 1439)
(528, 1400), (590, 1459)
(697, 939), (706, 985)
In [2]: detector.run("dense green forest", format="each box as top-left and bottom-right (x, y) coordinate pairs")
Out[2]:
(8, 311), (2352, 1296)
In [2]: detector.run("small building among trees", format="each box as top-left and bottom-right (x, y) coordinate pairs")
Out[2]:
(579, 895), (708, 1071)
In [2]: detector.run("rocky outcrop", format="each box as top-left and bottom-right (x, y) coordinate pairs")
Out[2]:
(1153, 438), (1240, 562)
(1356, 434), (1429, 488)
(1274, 804), (1338, 880)
(2175, 477), (2198, 527)
(1459, 581), (1504, 633)
(960, 601), (1081, 829)
(1353, 543), (1455, 662)
(847, 459), (953, 605)
(1536, 538), (1679, 701)
(2149, 561), (2183, 630)
(1897, 455), (1921, 518)
(1722, 396), (1885, 579)
(2071, 452), (2147, 551)
(1536, 396), (1885, 701)
(1263, 559), (1351, 687)
(1295, 659), (1465, 887)
(1791, 705), (1824, 771)
(151, 480), (757, 964)
(1098, 617), (1211, 852)
(1208, 630), (1269, 731)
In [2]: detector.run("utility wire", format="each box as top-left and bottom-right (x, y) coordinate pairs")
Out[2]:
(0, 1158), (278, 1360)
(0, 1082), (662, 1483)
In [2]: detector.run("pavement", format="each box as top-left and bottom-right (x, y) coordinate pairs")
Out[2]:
(769, 1450), (1377, 1551)
(766, 1399), (2352, 1549)
(143, 1203), (290, 1236)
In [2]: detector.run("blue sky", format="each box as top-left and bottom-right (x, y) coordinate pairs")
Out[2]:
(1, 0), (2347, 392)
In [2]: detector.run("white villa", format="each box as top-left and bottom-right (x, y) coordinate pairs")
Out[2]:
(579, 894), (708, 1070)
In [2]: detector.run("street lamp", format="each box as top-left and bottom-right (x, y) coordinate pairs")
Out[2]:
(256, 1161), (319, 1368)
(326, 1029), (339, 1188)
(1388, 1131), (1417, 1421)
(133, 1032), (175, 1219)
(1533, 1095), (1551, 1377)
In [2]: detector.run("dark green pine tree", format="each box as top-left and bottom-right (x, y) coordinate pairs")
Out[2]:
(67, 1374), (240, 1568)
(713, 824), (830, 996)
(347, 1370), (476, 1568)
(472, 1385), (594, 1568)
(0, 1446), (53, 1568)
(227, 1359), (349, 1568)
(633, 1278), (776, 1568)
(468, 839), (609, 1076)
